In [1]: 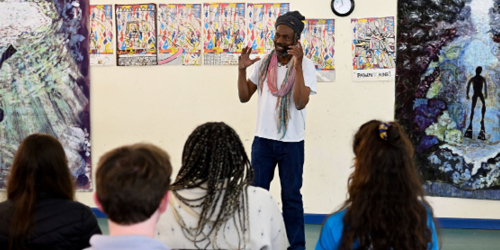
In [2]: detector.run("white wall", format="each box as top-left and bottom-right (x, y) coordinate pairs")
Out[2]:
(6, 0), (500, 219)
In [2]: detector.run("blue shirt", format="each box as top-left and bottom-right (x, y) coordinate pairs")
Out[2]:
(315, 208), (439, 250)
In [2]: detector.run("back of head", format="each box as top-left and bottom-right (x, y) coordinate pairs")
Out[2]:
(96, 143), (172, 225)
(476, 66), (482, 75)
(172, 122), (253, 249)
(339, 120), (433, 250)
(174, 122), (253, 188)
(7, 133), (74, 250)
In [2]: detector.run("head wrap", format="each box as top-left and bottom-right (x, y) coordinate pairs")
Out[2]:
(275, 11), (306, 37)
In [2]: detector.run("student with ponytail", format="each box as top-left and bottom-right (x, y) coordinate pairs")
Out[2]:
(0, 134), (101, 250)
(315, 120), (439, 250)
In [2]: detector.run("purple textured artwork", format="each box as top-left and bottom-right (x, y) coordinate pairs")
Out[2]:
(396, 0), (500, 199)
(0, 0), (91, 190)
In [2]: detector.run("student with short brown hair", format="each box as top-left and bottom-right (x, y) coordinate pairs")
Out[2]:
(0, 134), (101, 250)
(86, 143), (173, 250)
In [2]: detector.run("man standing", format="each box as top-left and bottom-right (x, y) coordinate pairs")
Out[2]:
(237, 11), (317, 250)
(465, 66), (488, 140)
(86, 143), (173, 250)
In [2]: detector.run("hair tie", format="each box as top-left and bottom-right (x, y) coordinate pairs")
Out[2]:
(379, 122), (392, 141)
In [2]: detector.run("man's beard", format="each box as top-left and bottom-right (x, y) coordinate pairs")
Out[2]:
(276, 50), (289, 57)
(275, 43), (290, 58)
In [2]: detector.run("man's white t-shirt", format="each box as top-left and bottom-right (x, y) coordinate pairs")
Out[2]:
(249, 56), (317, 142)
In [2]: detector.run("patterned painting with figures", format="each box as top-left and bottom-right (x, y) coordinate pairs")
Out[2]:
(352, 16), (395, 81)
(246, 3), (289, 55)
(116, 4), (158, 66)
(157, 3), (202, 65)
(90, 4), (114, 66)
(203, 3), (246, 65)
(301, 19), (335, 82)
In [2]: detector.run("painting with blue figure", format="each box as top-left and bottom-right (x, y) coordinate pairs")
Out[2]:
(0, 0), (92, 190)
(396, 0), (500, 199)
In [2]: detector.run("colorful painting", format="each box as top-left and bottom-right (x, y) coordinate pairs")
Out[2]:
(90, 5), (114, 66)
(246, 3), (289, 55)
(157, 4), (202, 65)
(203, 3), (246, 65)
(351, 16), (395, 81)
(301, 19), (335, 82)
(116, 4), (157, 66)
(396, 0), (500, 199)
(0, 0), (92, 190)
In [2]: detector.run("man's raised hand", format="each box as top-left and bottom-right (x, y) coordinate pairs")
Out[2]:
(238, 46), (261, 70)
(288, 42), (304, 65)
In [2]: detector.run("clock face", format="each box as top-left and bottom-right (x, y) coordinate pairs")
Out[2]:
(333, 0), (352, 15)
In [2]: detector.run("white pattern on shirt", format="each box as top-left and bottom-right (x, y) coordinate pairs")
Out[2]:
(156, 186), (287, 250)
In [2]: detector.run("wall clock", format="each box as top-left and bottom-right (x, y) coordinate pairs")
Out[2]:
(331, 0), (355, 17)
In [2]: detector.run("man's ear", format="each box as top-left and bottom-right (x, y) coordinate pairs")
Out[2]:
(93, 193), (104, 212)
(159, 190), (170, 214)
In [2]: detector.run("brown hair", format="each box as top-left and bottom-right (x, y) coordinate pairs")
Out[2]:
(337, 120), (435, 250)
(7, 134), (75, 250)
(96, 143), (172, 224)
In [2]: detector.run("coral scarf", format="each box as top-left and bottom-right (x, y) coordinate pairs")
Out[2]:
(258, 51), (296, 138)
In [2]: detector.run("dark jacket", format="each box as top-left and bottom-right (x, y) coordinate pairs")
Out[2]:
(0, 194), (102, 250)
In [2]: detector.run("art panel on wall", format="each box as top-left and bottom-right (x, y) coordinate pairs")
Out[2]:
(203, 3), (246, 65)
(157, 4), (202, 65)
(246, 3), (289, 55)
(90, 4), (114, 66)
(396, 0), (500, 199)
(301, 19), (335, 82)
(116, 4), (158, 66)
(351, 16), (395, 81)
(0, 0), (92, 190)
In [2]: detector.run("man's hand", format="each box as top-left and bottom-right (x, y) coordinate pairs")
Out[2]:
(237, 47), (259, 103)
(288, 42), (304, 68)
(239, 47), (260, 70)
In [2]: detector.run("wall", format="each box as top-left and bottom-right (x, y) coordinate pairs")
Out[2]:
(5, 0), (500, 219)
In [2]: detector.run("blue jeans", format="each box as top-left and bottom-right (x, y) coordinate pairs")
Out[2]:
(251, 136), (305, 250)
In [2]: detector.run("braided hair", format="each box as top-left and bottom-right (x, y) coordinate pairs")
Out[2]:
(171, 122), (254, 249)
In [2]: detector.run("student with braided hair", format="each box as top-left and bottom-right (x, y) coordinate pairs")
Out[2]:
(315, 120), (439, 250)
(156, 122), (287, 250)
(237, 10), (317, 250)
